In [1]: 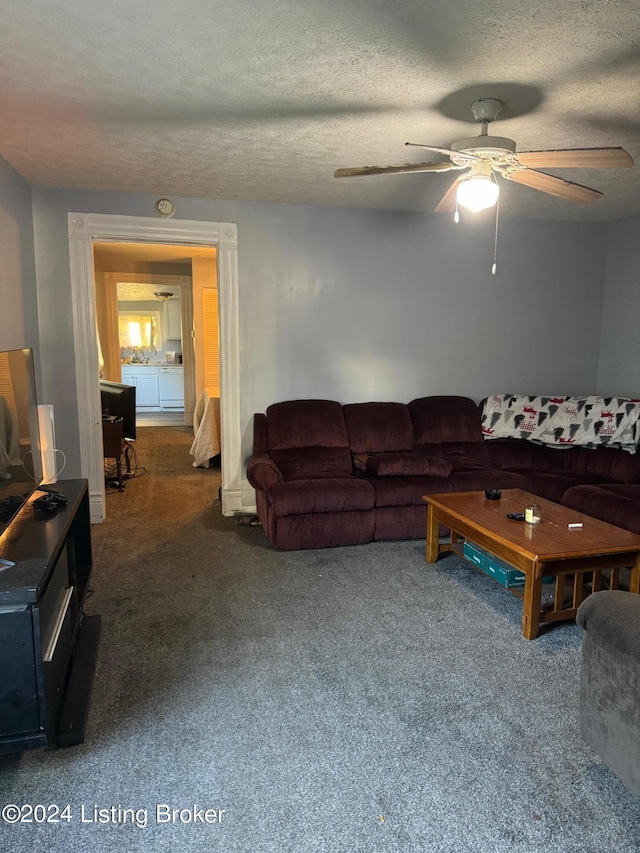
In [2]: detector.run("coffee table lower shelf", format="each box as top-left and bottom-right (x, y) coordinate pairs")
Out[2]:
(446, 537), (629, 635)
(424, 491), (640, 640)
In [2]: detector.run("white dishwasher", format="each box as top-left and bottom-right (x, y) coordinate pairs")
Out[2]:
(158, 366), (184, 410)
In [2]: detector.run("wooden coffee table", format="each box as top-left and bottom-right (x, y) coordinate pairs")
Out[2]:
(423, 489), (640, 639)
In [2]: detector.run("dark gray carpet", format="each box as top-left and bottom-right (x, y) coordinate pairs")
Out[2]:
(1, 426), (639, 852)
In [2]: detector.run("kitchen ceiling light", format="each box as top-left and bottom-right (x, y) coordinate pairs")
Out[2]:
(154, 292), (173, 303)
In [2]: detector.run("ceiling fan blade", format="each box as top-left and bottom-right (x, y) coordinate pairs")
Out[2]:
(405, 142), (479, 161)
(334, 162), (457, 178)
(435, 176), (466, 212)
(506, 168), (602, 204)
(515, 147), (634, 169)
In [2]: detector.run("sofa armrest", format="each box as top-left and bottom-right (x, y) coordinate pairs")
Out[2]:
(246, 454), (284, 491)
(577, 590), (640, 657)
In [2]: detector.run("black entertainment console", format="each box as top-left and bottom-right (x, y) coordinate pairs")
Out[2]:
(0, 480), (101, 753)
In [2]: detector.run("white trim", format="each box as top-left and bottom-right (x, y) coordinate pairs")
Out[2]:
(68, 213), (246, 520)
(216, 224), (243, 515)
(179, 284), (196, 424)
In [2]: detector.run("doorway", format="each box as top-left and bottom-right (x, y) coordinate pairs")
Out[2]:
(68, 213), (242, 523)
(114, 278), (189, 428)
(93, 240), (219, 426)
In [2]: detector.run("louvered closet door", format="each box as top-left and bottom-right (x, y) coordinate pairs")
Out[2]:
(202, 288), (220, 395)
(192, 256), (220, 403)
(0, 353), (17, 411)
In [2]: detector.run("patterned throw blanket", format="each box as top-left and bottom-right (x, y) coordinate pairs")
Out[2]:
(481, 394), (640, 454)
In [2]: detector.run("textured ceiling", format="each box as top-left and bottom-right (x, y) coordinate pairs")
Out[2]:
(94, 242), (216, 298)
(2, 0), (640, 220)
(116, 283), (180, 302)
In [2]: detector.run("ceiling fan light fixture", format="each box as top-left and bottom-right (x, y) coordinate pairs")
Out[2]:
(154, 291), (173, 303)
(456, 162), (499, 212)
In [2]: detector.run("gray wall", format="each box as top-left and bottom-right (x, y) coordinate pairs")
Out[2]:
(0, 157), (38, 371)
(31, 187), (608, 501)
(597, 215), (640, 396)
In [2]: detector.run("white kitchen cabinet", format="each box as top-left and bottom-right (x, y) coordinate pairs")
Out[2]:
(158, 366), (184, 409)
(164, 299), (182, 340)
(121, 365), (161, 409)
(134, 374), (161, 407)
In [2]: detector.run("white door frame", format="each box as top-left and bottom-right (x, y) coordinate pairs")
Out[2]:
(68, 213), (242, 522)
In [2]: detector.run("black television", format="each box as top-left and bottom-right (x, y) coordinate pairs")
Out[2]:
(0, 348), (46, 535)
(100, 381), (136, 441)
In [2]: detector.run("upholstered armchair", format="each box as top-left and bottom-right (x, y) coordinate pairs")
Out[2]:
(577, 590), (640, 797)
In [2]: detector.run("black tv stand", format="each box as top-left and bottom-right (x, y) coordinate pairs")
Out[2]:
(0, 480), (101, 753)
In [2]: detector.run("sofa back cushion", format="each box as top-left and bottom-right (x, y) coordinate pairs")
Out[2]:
(415, 441), (490, 468)
(485, 438), (549, 469)
(560, 445), (640, 483)
(266, 400), (349, 450)
(408, 396), (483, 444)
(343, 402), (414, 453)
(365, 452), (452, 477)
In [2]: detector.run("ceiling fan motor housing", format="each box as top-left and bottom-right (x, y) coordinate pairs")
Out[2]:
(450, 136), (517, 168)
(451, 136), (517, 157)
(450, 99), (516, 164)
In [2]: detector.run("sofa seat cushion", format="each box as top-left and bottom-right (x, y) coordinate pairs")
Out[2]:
(267, 477), (375, 516)
(364, 475), (453, 507)
(562, 484), (640, 535)
(344, 402), (414, 453)
(447, 469), (529, 492)
(415, 441), (490, 469)
(271, 446), (353, 478)
(365, 452), (452, 478)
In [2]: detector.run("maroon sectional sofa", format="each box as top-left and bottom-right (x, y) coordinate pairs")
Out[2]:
(247, 396), (640, 550)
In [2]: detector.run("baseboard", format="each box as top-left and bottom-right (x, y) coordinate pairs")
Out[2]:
(221, 488), (249, 515)
(89, 492), (105, 523)
(239, 503), (257, 516)
(90, 487), (253, 520)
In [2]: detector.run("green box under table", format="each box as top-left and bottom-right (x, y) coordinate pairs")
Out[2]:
(463, 541), (554, 589)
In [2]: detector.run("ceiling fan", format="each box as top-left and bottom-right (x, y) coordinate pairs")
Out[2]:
(334, 98), (634, 213)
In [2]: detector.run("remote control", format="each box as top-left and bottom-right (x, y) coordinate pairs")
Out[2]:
(33, 496), (59, 514)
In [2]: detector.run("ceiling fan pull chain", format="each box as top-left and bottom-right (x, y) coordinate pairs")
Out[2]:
(492, 181), (500, 275)
(454, 195), (460, 224)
